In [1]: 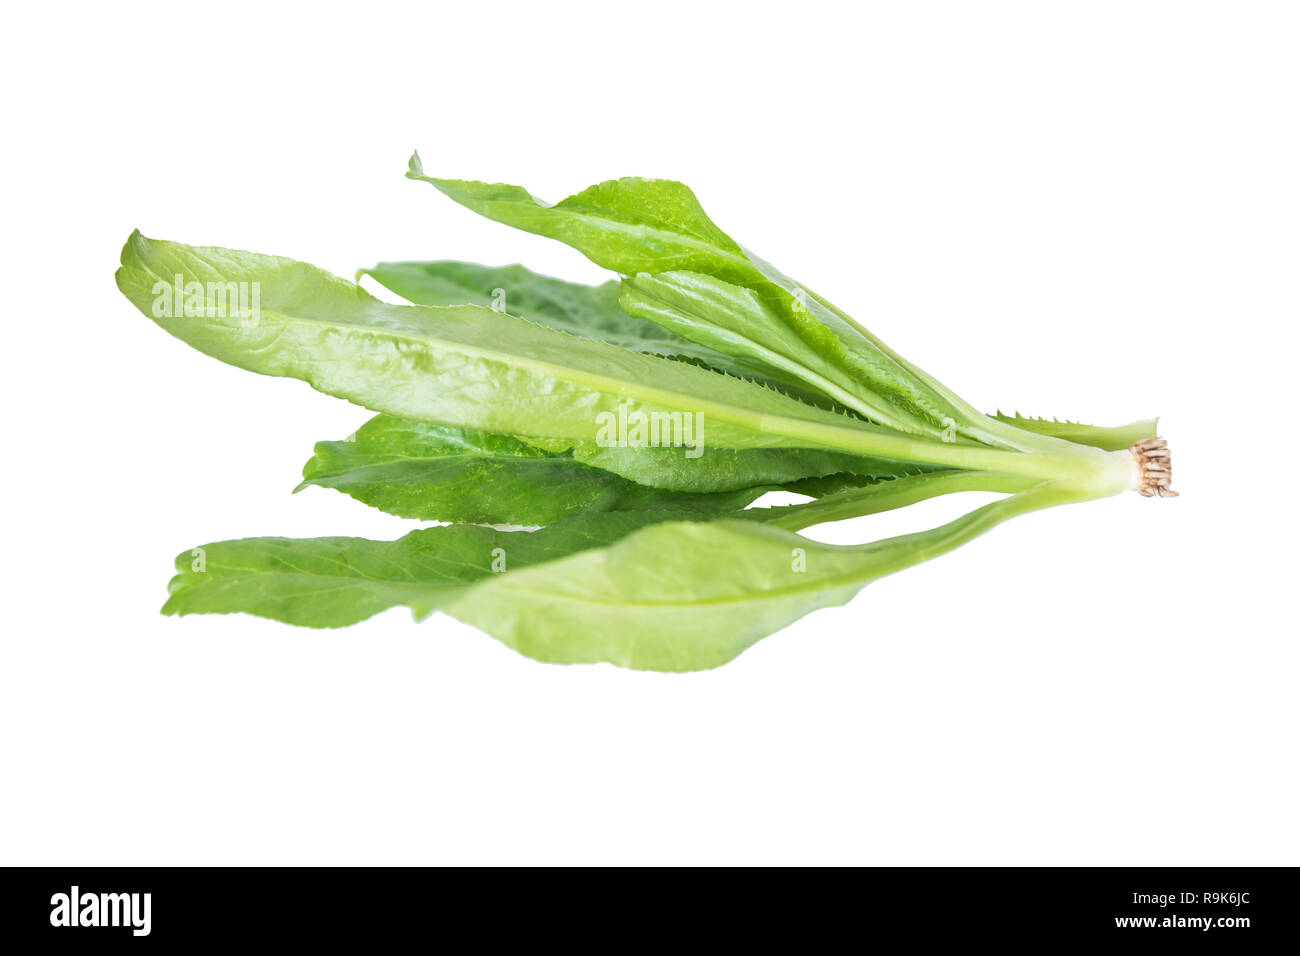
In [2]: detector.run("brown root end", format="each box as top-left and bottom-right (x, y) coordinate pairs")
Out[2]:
(1131, 437), (1178, 497)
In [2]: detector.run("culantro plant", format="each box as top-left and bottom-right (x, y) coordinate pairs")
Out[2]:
(115, 154), (1176, 671)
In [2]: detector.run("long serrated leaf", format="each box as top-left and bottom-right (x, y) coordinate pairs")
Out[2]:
(163, 511), (683, 627)
(407, 156), (1048, 449)
(359, 259), (842, 405)
(117, 232), (1049, 476)
(619, 270), (945, 430)
(443, 481), (1083, 671)
(163, 471), (1036, 633)
(357, 260), (735, 366)
(993, 412), (1157, 451)
(298, 416), (766, 523)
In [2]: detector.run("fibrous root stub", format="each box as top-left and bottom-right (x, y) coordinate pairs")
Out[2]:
(1132, 437), (1178, 497)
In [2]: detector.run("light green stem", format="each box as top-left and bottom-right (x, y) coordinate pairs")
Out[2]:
(834, 479), (1114, 583)
(770, 411), (1127, 485)
(755, 471), (1035, 531)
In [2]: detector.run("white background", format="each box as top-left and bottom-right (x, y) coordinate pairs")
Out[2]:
(2, 1), (1296, 865)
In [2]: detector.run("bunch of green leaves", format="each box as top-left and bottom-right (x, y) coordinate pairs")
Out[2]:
(114, 155), (1164, 671)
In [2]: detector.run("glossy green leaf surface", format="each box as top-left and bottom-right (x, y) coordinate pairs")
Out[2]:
(116, 159), (1157, 673)
(444, 482), (1079, 670)
(161, 474), (1057, 651)
(619, 270), (941, 429)
(407, 162), (753, 278)
(407, 156), (1042, 448)
(299, 415), (767, 523)
(360, 259), (839, 401)
(116, 231), (963, 464)
(358, 260), (726, 364)
(164, 511), (684, 627)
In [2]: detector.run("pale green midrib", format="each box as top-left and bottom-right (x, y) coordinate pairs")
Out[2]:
(634, 256), (1040, 453)
(125, 250), (1089, 480)
(232, 300), (1089, 481)
(172, 480), (1090, 615)
(403, 185), (1086, 468)
(121, 242), (1088, 483)
(124, 247), (1086, 481)
(734, 258), (1016, 449)
(625, 283), (939, 437)
(134, 264), (856, 454)
(173, 477), (1012, 598)
(414, 176), (1054, 456)
(238, 302), (828, 432)
(762, 471), (1035, 531)
(463, 483), (1084, 612)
